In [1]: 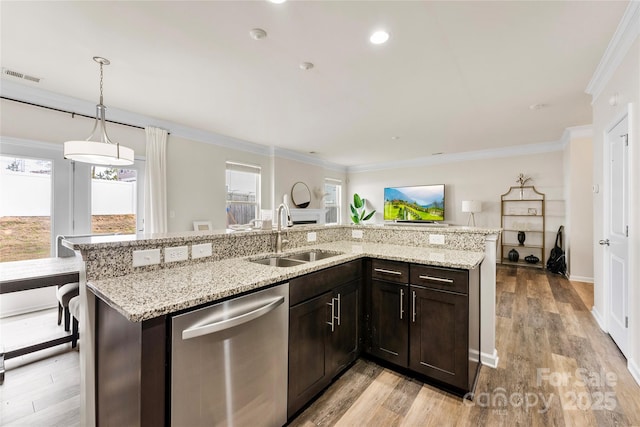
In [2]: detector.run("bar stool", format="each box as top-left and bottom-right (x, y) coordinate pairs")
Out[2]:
(56, 282), (79, 332)
(68, 296), (80, 348)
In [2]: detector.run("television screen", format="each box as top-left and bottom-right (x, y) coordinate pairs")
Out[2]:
(384, 184), (445, 222)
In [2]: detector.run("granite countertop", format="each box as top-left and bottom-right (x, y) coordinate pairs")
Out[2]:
(87, 240), (484, 323)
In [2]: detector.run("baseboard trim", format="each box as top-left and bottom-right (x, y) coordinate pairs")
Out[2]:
(569, 275), (594, 283)
(628, 358), (640, 387)
(591, 307), (607, 331)
(481, 349), (499, 368)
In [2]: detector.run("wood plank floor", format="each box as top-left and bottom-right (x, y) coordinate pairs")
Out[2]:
(2, 267), (639, 426)
(292, 267), (640, 427)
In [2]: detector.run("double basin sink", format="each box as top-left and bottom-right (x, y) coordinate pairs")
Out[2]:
(250, 249), (343, 267)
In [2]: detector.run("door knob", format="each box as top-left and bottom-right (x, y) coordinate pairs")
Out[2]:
(599, 239), (610, 246)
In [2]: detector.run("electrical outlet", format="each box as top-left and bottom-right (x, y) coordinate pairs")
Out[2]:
(307, 232), (317, 242)
(192, 243), (213, 259)
(352, 229), (363, 239)
(429, 234), (445, 245)
(165, 246), (188, 263)
(132, 249), (161, 267)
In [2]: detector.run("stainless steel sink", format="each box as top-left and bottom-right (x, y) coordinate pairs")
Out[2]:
(251, 257), (308, 267)
(249, 250), (342, 267)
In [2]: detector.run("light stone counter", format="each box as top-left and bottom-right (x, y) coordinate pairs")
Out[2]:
(87, 241), (484, 322)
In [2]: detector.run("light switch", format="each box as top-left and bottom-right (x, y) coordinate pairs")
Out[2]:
(352, 229), (363, 239)
(133, 249), (161, 267)
(429, 234), (445, 245)
(307, 232), (317, 242)
(192, 243), (213, 259)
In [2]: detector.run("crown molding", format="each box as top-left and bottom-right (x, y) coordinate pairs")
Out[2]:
(560, 124), (594, 148)
(272, 147), (347, 173)
(0, 136), (63, 153)
(0, 79), (345, 172)
(347, 139), (567, 174)
(585, 1), (640, 100)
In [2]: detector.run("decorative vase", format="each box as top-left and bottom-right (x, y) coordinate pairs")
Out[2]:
(517, 231), (526, 246)
(519, 187), (524, 200)
(508, 249), (520, 262)
(525, 255), (539, 264)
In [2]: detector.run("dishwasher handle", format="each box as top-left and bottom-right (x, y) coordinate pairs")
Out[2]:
(182, 296), (285, 340)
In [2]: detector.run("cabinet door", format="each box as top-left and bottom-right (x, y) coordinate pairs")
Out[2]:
(288, 291), (333, 418)
(370, 279), (409, 367)
(329, 280), (360, 376)
(409, 286), (468, 390)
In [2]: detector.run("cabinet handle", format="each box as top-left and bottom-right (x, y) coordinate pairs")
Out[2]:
(327, 299), (335, 332)
(336, 293), (341, 326)
(419, 275), (454, 284)
(412, 290), (416, 323)
(400, 288), (404, 320)
(374, 268), (402, 276)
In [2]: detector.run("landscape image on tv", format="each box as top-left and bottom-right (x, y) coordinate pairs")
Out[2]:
(384, 184), (445, 222)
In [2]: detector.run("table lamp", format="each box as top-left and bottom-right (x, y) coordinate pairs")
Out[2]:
(462, 200), (482, 227)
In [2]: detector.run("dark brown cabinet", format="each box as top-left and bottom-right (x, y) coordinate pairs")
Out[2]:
(365, 261), (481, 395)
(288, 261), (362, 418)
(368, 259), (409, 367)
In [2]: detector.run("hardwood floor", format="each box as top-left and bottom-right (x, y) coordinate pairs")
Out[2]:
(2, 267), (639, 426)
(292, 267), (640, 427)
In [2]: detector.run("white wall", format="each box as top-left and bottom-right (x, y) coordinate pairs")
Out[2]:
(166, 134), (273, 231)
(563, 135), (594, 282)
(347, 151), (566, 254)
(591, 36), (640, 382)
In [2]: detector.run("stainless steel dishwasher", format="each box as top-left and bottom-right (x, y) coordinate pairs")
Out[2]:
(171, 283), (289, 427)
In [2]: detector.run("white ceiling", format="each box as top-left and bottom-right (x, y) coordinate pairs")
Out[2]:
(0, 1), (628, 167)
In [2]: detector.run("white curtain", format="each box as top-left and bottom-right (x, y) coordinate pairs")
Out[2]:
(144, 127), (168, 233)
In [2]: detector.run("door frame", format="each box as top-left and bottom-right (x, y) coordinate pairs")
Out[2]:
(601, 109), (630, 355)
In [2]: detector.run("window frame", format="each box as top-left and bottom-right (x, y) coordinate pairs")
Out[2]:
(324, 178), (342, 225)
(225, 161), (261, 227)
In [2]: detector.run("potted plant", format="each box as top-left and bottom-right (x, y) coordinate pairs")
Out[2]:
(350, 193), (375, 224)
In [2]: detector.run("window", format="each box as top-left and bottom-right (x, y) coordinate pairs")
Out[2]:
(324, 179), (342, 225)
(226, 162), (261, 227)
(0, 155), (52, 262)
(91, 166), (138, 234)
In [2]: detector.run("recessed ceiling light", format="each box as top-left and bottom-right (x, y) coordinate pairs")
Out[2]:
(249, 28), (267, 40)
(370, 30), (390, 45)
(432, 152), (443, 156)
(299, 62), (314, 70)
(309, 151), (317, 154)
(391, 136), (400, 140)
(267, 0), (286, 3)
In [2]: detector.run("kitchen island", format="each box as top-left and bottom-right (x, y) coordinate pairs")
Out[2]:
(63, 224), (499, 426)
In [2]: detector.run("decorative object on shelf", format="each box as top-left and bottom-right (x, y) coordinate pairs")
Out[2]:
(508, 249), (520, 262)
(63, 57), (134, 166)
(528, 208), (537, 215)
(525, 255), (539, 264)
(461, 200), (482, 226)
(517, 231), (526, 246)
(291, 182), (311, 208)
(350, 193), (375, 224)
(516, 173), (532, 199)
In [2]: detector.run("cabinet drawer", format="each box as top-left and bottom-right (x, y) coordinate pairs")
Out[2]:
(410, 265), (468, 295)
(290, 260), (362, 306)
(371, 259), (408, 284)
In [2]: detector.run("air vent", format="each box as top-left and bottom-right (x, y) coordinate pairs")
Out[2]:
(2, 68), (41, 83)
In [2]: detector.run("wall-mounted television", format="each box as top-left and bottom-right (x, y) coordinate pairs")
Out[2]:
(384, 184), (445, 222)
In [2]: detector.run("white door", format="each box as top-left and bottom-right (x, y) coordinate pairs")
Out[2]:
(604, 116), (629, 356)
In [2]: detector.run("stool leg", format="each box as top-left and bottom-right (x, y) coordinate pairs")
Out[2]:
(72, 318), (79, 348)
(64, 308), (71, 332)
(57, 303), (63, 325)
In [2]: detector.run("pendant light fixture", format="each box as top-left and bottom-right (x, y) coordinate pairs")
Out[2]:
(63, 57), (134, 166)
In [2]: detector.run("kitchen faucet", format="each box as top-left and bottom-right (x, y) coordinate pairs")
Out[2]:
(275, 203), (292, 253)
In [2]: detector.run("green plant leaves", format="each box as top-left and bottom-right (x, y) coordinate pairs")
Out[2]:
(350, 193), (375, 224)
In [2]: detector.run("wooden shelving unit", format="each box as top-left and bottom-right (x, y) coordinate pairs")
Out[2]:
(500, 186), (545, 268)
